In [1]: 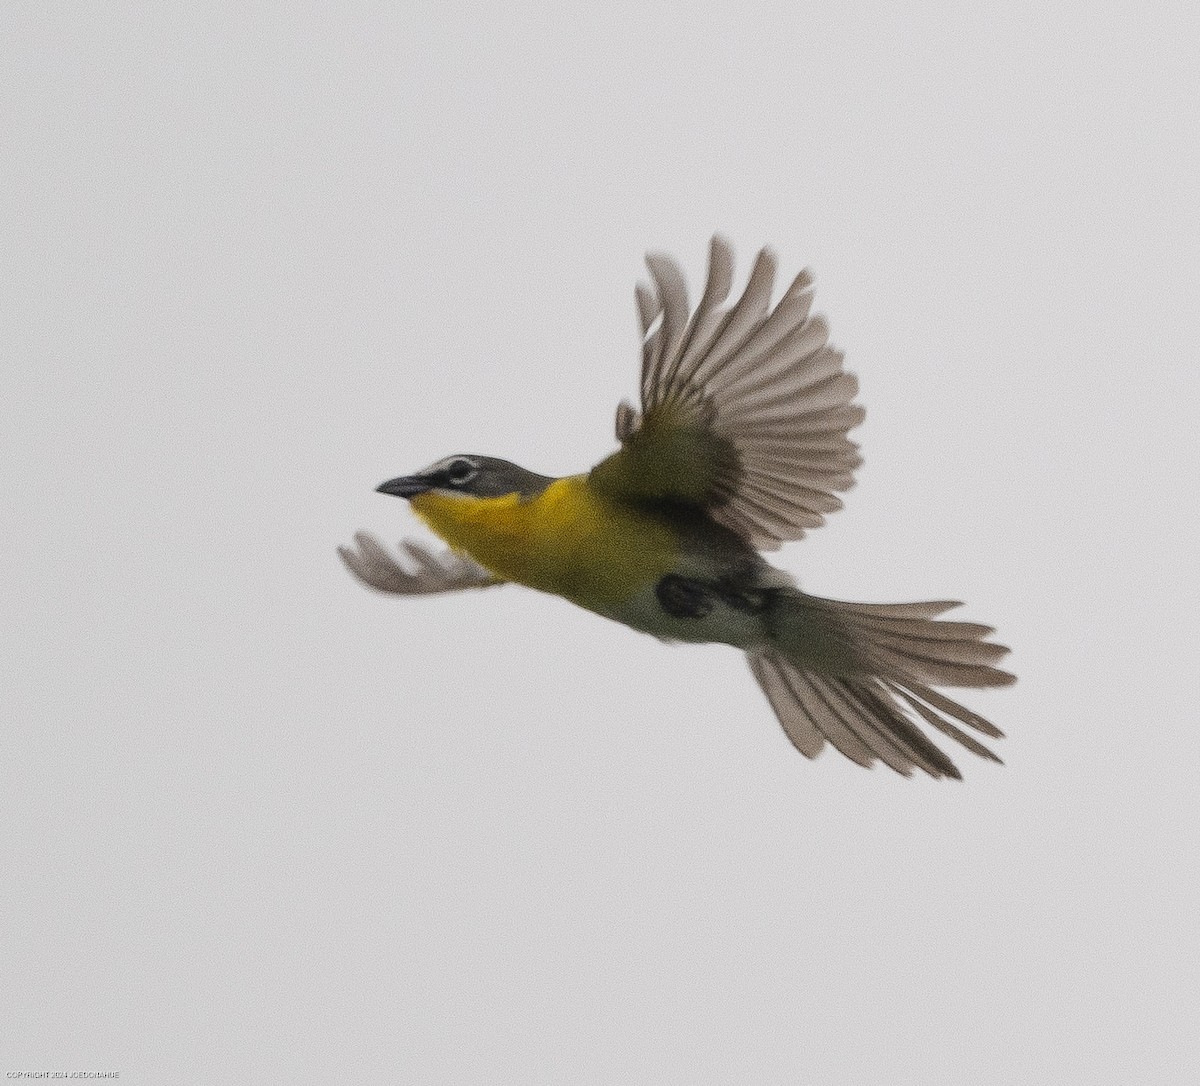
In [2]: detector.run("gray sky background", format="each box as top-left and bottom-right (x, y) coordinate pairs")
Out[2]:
(4, 4), (1198, 1084)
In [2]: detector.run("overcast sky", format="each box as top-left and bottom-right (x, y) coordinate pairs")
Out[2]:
(4, 4), (1198, 1083)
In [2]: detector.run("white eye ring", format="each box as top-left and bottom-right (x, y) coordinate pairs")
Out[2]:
(445, 457), (477, 485)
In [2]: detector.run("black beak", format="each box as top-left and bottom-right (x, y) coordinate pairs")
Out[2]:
(376, 475), (432, 499)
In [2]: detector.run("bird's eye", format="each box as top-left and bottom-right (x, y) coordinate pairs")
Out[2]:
(445, 457), (477, 485)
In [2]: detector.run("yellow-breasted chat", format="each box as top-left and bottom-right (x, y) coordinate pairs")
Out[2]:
(340, 237), (1014, 779)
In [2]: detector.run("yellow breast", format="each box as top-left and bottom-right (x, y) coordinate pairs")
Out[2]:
(410, 476), (678, 608)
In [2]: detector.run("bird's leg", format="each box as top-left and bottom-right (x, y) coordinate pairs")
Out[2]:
(655, 574), (778, 620)
(713, 579), (773, 615)
(655, 574), (715, 619)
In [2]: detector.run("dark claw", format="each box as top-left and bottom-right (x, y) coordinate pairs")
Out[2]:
(714, 580), (771, 615)
(655, 575), (714, 619)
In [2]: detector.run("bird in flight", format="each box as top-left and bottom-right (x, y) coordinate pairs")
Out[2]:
(340, 237), (1014, 779)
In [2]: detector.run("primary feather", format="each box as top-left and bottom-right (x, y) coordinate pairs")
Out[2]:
(594, 235), (863, 549)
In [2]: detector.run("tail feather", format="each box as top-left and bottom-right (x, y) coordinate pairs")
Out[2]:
(829, 599), (962, 620)
(812, 674), (955, 778)
(891, 679), (1005, 739)
(747, 655), (827, 759)
(749, 591), (1014, 778)
(855, 618), (1006, 656)
(869, 632), (1010, 668)
(845, 611), (996, 641)
(865, 643), (1013, 689)
(840, 676), (965, 779)
(749, 655), (874, 767)
(886, 683), (1003, 763)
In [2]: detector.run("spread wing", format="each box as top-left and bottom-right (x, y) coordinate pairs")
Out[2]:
(589, 236), (864, 550)
(338, 533), (501, 594)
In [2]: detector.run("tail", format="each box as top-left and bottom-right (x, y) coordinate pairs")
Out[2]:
(748, 592), (1014, 779)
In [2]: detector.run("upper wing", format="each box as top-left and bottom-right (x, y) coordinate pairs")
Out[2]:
(338, 533), (501, 594)
(589, 236), (864, 550)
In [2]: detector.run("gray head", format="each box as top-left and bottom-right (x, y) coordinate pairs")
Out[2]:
(376, 454), (555, 501)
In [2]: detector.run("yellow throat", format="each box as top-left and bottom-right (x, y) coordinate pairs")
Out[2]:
(410, 475), (678, 609)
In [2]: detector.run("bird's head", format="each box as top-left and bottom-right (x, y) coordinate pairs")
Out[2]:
(376, 455), (554, 501)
